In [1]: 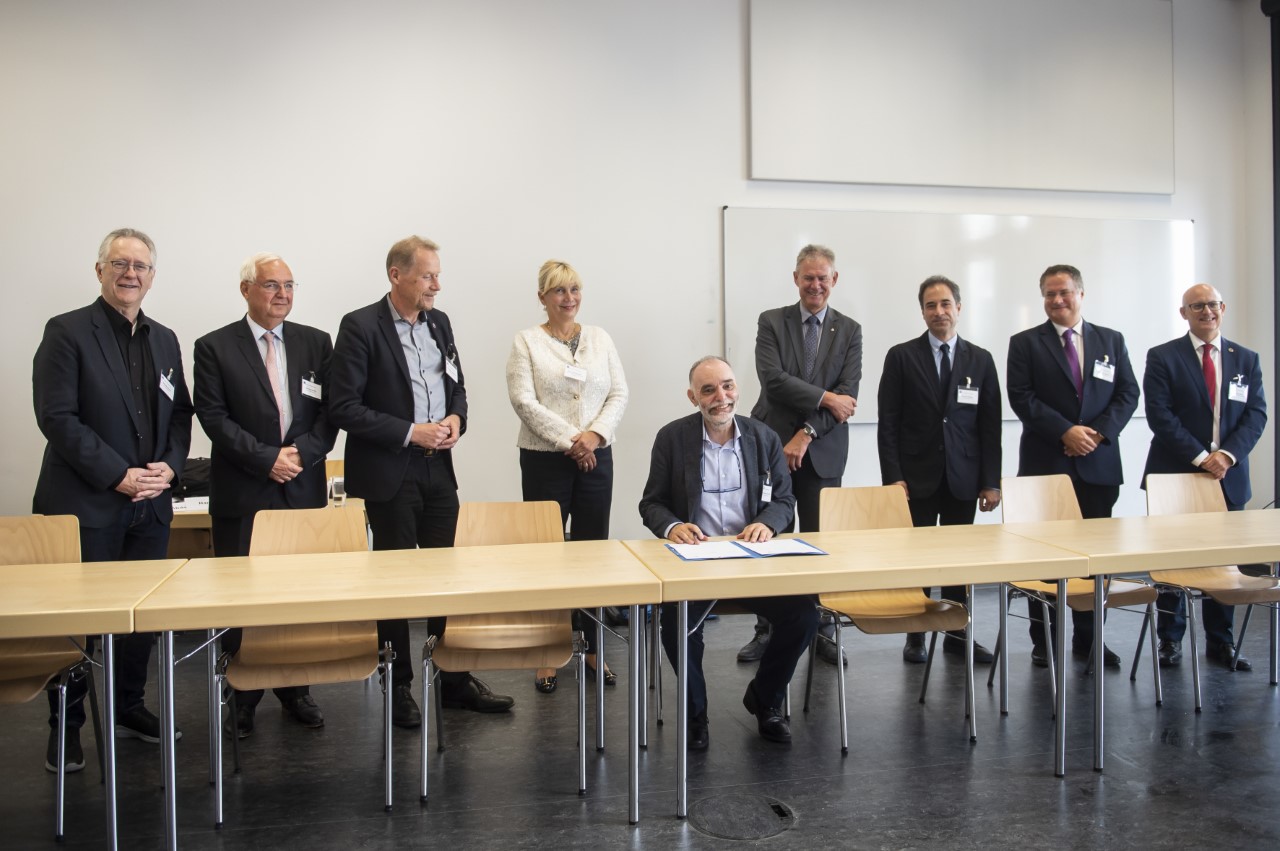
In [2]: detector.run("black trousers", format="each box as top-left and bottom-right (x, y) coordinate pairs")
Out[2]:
(788, 454), (841, 535)
(908, 478), (977, 610)
(520, 447), (613, 654)
(364, 451), (464, 689)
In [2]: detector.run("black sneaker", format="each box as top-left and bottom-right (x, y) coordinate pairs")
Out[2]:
(116, 705), (182, 743)
(45, 726), (85, 773)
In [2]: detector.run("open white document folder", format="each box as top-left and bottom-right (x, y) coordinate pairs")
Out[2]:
(665, 538), (826, 561)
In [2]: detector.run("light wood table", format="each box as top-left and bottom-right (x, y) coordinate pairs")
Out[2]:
(625, 525), (1090, 817)
(1, 559), (187, 849)
(134, 539), (661, 848)
(1004, 510), (1280, 772)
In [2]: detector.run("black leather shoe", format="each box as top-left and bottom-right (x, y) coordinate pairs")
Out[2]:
(45, 726), (85, 773)
(1157, 640), (1182, 668)
(393, 684), (422, 728)
(742, 682), (791, 744)
(1073, 643), (1121, 668)
(688, 714), (709, 751)
(116, 705), (181, 743)
(441, 676), (515, 713)
(737, 630), (771, 663)
(282, 694), (324, 728)
(943, 632), (994, 664)
(1209, 642), (1252, 671)
(1030, 645), (1049, 668)
(903, 633), (928, 664)
(223, 704), (254, 739)
(815, 629), (847, 667)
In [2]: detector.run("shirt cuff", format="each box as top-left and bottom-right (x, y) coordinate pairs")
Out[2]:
(662, 522), (681, 539)
(404, 424), (414, 448)
(1220, 449), (1237, 466)
(1191, 450), (1209, 467)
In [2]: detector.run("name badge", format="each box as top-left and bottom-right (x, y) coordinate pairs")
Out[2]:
(956, 386), (979, 405)
(564, 364), (587, 382)
(159, 372), (175, 400)
(1092, 359), (1115, 382)
(762, 483), (773, 503)
(444, 359), (459, 382)
(1228, 379), (1248, 403)
(302, 378), (322, 400)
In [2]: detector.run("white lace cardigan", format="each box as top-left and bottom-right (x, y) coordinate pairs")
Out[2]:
(505, 324), (629, 452)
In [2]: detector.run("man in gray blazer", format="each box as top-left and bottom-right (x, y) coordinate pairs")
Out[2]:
(741, 244), (862, 665)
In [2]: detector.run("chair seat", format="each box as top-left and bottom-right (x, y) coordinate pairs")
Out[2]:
(0, 638), (84, 686)
(439, 611), (572, 650)
(819, 589), (969, 635)
(1149, 566), (1280, 606)
(433, 640), (576, 673)
(1011, 577), (1156, 612)
(227, 654), (381, 690)
(237, 622), (378, 665)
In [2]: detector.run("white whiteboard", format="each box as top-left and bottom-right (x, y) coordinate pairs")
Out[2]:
(723, 207), (1195, 423)
(749, 0), (1174, 193)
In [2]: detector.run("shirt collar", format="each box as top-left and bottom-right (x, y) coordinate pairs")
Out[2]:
(799, 302), (828, 325)
(387, 294), (428, 325)
(245, 314), (283, 342)
(1188, 331), (1221, 351)
(701, 417), (740, 447)
(97, 295), (150, 334)
(928, 332), (958, 353)
(1051, 318), (1084, 338)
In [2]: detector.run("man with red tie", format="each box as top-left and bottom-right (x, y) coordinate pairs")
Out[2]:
(1142, 284), (1268, 670)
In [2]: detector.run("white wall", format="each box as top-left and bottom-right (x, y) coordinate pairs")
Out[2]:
(0, 0), (1271, 538)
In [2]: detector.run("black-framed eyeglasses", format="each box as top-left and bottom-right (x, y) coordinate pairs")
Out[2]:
(700, 450), (743, 494)
(1186, 301), (1223, 313)
(106, 259), (154, 274)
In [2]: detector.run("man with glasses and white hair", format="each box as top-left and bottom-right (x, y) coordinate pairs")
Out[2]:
(639, 356), (818, 751)
(33, 227), (193, 771)
(193, 252), (338, 737)
(1143, 284), (1268, 671)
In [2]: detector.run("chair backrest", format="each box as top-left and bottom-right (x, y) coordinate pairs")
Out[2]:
(249, 506), (368, 556)
(819, 486), (912, 532)
(455, 501), (565, 547)
(0, 515), (80, 565)
(999, 474), (1083, 523)
(325, 458), (344, 481)
(1145, 472), (1227, 516)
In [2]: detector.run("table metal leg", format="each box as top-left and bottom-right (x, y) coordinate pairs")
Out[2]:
(160, 630), (178, 849)
(596, 608), (606, 752)
(1093, 576), (1105, 772)
(998, 584), (1009, 715)
(676, 601), (688, 819)
(629, 604), (642, 825)
(638, 610), (648, 750)
(1053, 581), (1068, 777)
(1272, 561), (1279, 685)
(966, 584), (977, 742)
(101, 634), (118, 850)
(208, 629), (223, 826)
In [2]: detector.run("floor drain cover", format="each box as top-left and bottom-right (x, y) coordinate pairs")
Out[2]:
(687, 793), (796, 840)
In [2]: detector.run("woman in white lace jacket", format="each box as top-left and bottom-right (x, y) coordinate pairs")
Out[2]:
(506, 259), (629, 693)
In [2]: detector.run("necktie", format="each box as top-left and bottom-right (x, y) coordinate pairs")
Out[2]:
(1062, 328), (1083, 399)
(938, 342), (952, 402)
(803, 315), (820, 381)
(264, 331), (287, 440)
(1202, 342), (1216, 411)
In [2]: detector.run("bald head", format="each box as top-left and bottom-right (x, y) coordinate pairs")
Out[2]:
(1179, 283), (1225, 343)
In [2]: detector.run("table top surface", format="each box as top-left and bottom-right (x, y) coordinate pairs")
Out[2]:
(0, 559), (187, 639)
(134, 539), (661, 631)
(1002, 511), (1280, 574)
(623, 525), (1089, 601)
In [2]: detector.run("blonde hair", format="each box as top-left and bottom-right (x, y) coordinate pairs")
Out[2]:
(537, 259), (582, 298)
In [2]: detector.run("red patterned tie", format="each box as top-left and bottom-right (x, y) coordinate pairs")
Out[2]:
(1202, 342), (1216, 412)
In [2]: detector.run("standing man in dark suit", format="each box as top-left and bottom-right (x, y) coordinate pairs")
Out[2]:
(1143, 284), (1268, 671)
(879, 276), (1002, 665)
(32, 227), (193, 771)
(639, 356), (819, 749)
(194, 252), (338, 736)
(329, 235), (513, 728)
(741, 244), (862, 666)
(1007, 264), (1139, 668)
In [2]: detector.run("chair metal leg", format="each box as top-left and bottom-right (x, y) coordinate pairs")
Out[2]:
(629, 603), (642, 824)
(652, 607), (663, 726)
(54, 675), (68, 841)
(577, 640), (587, 797)
(1187, 591), (1202, 712)
(420, 651), (432, 803)
(835, 621), (848, 756)
(595, 608), (606, 753)
(637, 612), (648, 749)
(382, 646), (392, 812)
(1041, 600), (1057, 713)
(966, 584), (977, 742)
(1129, 608), (1149, 681)
(86, 665), (106, 781)
(803, 635), (817, 712)
(1234, 604), (1254, 670)
(206, 630), (218, 790)
(433, 669), (444, 751)
(919, 632), (939, 703)
(1145, 601), (1163, 706)
(997, 584), (1009, 714)
(101, 632), (118, 850)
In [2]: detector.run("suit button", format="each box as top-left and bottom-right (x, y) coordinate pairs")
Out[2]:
(942, 417), (947, 423)
(573, 394), (579, 400)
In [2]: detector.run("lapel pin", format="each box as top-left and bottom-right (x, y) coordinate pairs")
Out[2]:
(1103, 355), (1109, 364)
(965, 377), (972, 388)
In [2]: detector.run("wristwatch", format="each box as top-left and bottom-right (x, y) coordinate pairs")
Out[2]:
(802, 424), (818, 440)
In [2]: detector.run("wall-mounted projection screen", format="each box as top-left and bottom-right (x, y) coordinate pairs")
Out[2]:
(748, 0), (1175, 193)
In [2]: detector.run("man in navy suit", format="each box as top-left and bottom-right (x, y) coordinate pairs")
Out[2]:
(640, 356), (819, 750)
(33, 227), (193, 770)
(742, 244), (862, 666)
(1143, 284), (1268, 671)
(194, 253), (338, 736)
(329, 236), (513, 727)
(1007, 264), (1139, 668)
(879, 276), (1002, 665)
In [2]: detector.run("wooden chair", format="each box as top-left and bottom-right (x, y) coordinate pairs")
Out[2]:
(421, 501), (585, 802)
(993, 475), (1160, 712)
(0, 514), (102, 841)
(1145, 473), (1280, 709)
(324, 458), (344, 480)
(213, 506), (391, 820)
(802, 486), (974, 754)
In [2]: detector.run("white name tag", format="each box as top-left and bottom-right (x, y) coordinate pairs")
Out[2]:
(302, 378), (322, 400)
(956, 387), (979, 405)
(1093, 360), (1115, 382)
(444, 359), (459, 382)
(159, 372), (175, 400)
(1228, 381), (1248, 403)
(564, 364), (587, 382)
(762, 483), (773, 503)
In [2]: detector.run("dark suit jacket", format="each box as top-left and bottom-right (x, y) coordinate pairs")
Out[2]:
(751, 303), (862, 479)
(32, 299), (193, 528)
(194, 318), (338, 519)
(639, 414), (794, 538)
(1142, 335), (1267, 507)
(878, 334), (1002, 501)
(328, 297), (467, 502)
(1006, 319), (1139, 486)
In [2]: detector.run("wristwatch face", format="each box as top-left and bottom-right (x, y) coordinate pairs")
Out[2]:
(803, 425), (817, 439)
